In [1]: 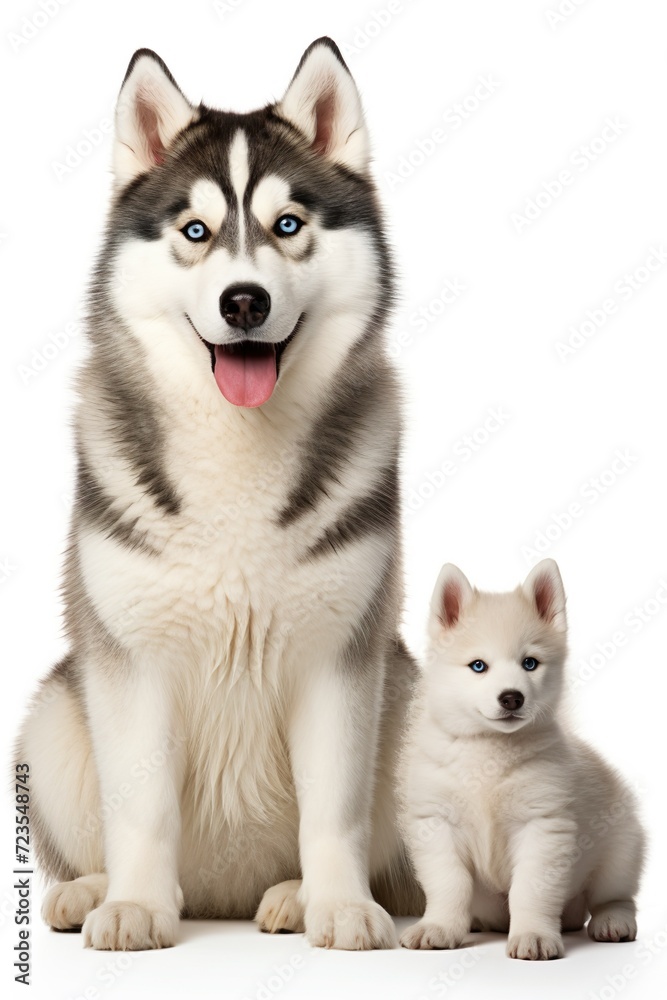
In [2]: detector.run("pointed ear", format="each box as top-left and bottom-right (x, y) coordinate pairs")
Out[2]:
(277, 37), (370, 173)
(113, 49), (197, 188)
(523, 559), (567, 632)
(430, 564), (474, 631)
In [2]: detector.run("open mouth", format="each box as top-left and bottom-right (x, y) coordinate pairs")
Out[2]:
(186, 314), (304, 408)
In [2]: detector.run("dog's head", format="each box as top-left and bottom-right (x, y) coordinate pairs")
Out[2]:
(98, 39), (388, 408)
(424, 560), (568, 737)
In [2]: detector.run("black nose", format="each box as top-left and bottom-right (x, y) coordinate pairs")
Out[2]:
(499, 689), (524, 711)
(219, 284), (271, 330)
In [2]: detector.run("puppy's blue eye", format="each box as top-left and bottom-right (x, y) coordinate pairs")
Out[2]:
(469, 660), (488, 673)
(274, 214), (303, 237)
(522, 657), (539, 671)
(182, 220), (210, 242)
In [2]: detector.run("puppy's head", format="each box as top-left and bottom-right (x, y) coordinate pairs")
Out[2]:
(424, 560), (568, 737)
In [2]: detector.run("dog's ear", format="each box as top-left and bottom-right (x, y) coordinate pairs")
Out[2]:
(430, 564), (474, 631)
(277, 37), (370, 173)
(113, 49), (197, 188)
(523, 559), (567, 632)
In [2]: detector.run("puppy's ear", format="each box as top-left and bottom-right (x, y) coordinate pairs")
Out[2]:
(277, 37), (370, 173)
(114, 49), (197, 188)
(523, 559), (567, 632)
(430, 564), (474, 631)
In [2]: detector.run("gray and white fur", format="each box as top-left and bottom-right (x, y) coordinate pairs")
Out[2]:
(16, 38), (422, 951)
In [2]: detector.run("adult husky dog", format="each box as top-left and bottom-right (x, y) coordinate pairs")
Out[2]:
(17, 39), (421, 950)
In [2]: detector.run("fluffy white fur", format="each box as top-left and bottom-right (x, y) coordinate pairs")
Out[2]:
(114, 52), (197, 187)
(278, 42), (370, 172)
(399, 559), (645, 959)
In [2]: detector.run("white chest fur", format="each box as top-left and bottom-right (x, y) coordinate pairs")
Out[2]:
(76, 358), (391, 836)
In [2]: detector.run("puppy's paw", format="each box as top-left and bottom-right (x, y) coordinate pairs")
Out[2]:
(42, 874), (108, 930)
(83, 901), (179, 950)
(588, 904), (637, 943)
(305, 898), (396, 950)
(256, 880), (305, 934)
(400, 919), (467, 950)
(507, 930), (564, 960)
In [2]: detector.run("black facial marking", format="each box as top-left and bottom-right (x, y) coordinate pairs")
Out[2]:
(166, 197), (190, 220)
(103, 89), (391, 280)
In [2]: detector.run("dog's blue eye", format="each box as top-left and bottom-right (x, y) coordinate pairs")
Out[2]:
(182, 220), (210, 242)
(274, 214), (303, 237)
(469, 660), (488, 673)
(522, 657), (539, 671)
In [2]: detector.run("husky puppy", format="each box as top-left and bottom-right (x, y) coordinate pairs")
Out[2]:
(16, 39), (422, 951)
(399, 559), (645, 959)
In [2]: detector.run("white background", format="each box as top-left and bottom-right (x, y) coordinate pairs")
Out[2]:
(1, 0), (666, 997)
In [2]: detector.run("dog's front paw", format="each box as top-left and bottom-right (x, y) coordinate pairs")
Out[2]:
(588, 904), (637, 943)
(256, 880), (305, 934)
(42, 874), (108, 930)
(83, 901), (179, 950)
(507, 930), (564, 960)
(305, 898), (396, 950)
(400, 919), (467, 950)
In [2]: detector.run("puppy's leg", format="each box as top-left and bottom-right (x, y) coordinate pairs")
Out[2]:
(506, 818), (576, 960)
(586, 815), (645, 943)
(288, 657), (396, 950)
(82, 659), (185, 951)
(400, 821), (472, 950)
(256, 880), (305, 934)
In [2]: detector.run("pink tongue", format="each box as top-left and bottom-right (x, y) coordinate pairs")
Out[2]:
(213, 344), (277, 407)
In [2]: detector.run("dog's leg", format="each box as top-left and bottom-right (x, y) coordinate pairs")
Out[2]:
(506, 818), (575, 959)
(399, 821), (472, 949)
(18, 659), (109, 930)
(288, 657), (397, 950)
(255, 879), (305, 934)
(586, 814), (644, 943)
(369, 637), (424, 918)
(43, 874), (109, 930)
(82, 660), (185, 950)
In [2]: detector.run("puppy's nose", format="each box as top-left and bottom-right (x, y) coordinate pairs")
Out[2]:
(220, 284), (271, 330)
(499, 689), (524, 711)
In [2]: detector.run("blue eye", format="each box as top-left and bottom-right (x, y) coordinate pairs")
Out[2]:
(469, 660), (488, 673)
(274, 214), (303, 237)
(182, 220), (210, 242)
(522, 657), (539, 671)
